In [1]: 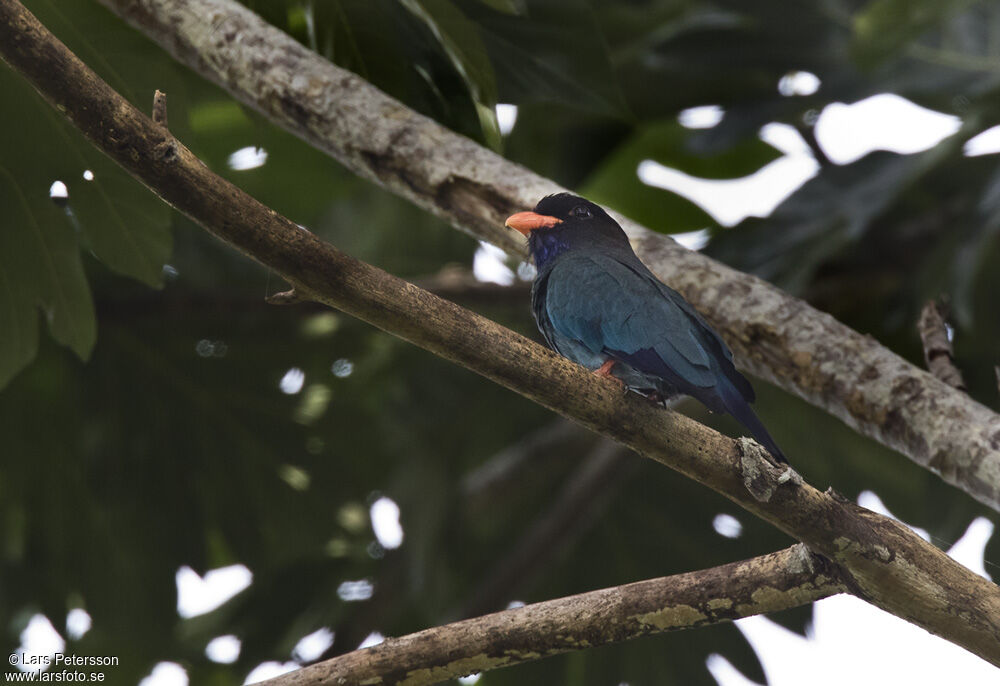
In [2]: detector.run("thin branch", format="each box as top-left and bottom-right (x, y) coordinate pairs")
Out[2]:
(326, 426), (608, 656)
(460, 419), (583, 510)
(265, 288), (306, 306)
(918, 299), (966, 391)
(458, 438), (635, 620)
(268, 545), (845, 686)
(151, 88), (167, 126)
(4, 0), (1000, 668)
(320, 551), (410, 664)
(96, 0), (1000, 514)
(795, 120), (832, 168)
(412, 266), (530, 306)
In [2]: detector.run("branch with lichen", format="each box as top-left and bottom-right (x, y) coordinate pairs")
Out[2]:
(261, 545), (843, 686)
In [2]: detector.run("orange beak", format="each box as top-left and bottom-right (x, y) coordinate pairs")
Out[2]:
(505, 211), (562, 237)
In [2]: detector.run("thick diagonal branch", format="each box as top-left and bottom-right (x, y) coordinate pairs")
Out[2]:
(3, 0), (1000, 668)
(97, 0), (1000, 513)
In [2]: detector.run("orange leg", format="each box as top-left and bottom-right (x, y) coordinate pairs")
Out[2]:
(594, 359), (616, 377)
(593, 360), (627, 392)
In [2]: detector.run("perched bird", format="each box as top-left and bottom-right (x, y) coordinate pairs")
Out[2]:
(506, 193), (786, 464)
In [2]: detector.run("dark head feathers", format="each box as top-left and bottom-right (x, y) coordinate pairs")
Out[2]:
(533, 193), (614, 224)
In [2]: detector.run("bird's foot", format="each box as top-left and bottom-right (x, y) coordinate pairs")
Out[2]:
(644, 390), (665, 405)
(593, 360), (628, 394)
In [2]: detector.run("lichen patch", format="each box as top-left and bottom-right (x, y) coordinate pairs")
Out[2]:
(633, 604), (707, 630)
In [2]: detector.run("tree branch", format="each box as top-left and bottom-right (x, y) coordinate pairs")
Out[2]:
(460, 420), (584, 513)
(265, 545), (844, 686)
(151, 88), (167, 126)
(3, 0), (1000, 669)
(918, 299), (966, 391)
(96, 0), (1000, 514)
(412, 266), (530, 307)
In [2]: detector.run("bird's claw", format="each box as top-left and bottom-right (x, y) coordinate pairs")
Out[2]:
(593, 360), (627, 393)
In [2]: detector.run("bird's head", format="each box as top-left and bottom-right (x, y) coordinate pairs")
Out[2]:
(505, 193), (628, 268)
(505, 193), (613, 236)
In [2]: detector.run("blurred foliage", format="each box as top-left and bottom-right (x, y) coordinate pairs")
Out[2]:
(2, 0), (1000, 684)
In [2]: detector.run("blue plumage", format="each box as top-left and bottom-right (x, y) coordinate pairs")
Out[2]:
(506, 193), (786, 464)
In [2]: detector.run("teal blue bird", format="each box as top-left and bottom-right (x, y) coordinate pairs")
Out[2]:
(506, 193), (786, 464)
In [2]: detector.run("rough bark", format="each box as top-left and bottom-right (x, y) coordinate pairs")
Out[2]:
(3, 0), (1000, 671)
(265, 545), (843, 686)
(95, 0), (1000, 514)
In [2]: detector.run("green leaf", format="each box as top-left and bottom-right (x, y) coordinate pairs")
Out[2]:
(0, 231), (41, 386)
(580, 120), (781, 234)
(0, 165), (95, 386)
(0, 61), (170, 388)
(466, 0), (630, 118)
(951, 158), (1000, 325)
(59, 152), (171, 289)
(852, 0), (979, 66)
(475, 0), (522, 14)
(708, 147), (947, 293)
(400, 0), (502, 149)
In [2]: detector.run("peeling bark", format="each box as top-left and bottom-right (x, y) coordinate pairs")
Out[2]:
(95, 0), (1000, 513)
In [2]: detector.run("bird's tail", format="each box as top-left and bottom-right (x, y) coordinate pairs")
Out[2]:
(717, 377), (787, 464)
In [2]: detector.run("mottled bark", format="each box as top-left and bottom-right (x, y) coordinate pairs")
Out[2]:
(265, 545), (842, 686)
(95, 0), (1000, 513)
(3, 0), (1000, 673)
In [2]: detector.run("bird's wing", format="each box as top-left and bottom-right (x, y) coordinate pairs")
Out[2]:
(542, 254), (719, 388)
(634, 257), (755, 402)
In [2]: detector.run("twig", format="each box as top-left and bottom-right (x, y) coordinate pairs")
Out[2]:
(265, 288), (306, 305)
(459, 438), (635, 619)
(152, 88), (167, 126)
(264, 545), (845, 686)
(918, 300), (966, 391)
(4, 0), (1000, 667)
(318, 552), (409, 664)
(326, 424), (596, 662)
(795, 120), (832, 167)
(96, 0), (1000, 515)
(413, 265), (530, 305)
(460, 419), (583, 510)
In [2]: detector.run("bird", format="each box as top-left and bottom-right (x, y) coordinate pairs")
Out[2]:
(505, 192), (787, 464)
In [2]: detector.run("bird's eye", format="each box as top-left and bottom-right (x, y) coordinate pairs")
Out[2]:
(570, 205), (592, 219)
